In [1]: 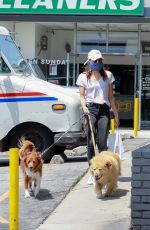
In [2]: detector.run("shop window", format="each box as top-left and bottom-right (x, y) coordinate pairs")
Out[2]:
(77, 31), (106, 54)
(141, 42), (150, 54)
(110, 65), (134, 95)
(108, 32), (138, 53)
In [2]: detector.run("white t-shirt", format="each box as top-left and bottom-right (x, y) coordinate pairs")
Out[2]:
(76, 70), (115, 106)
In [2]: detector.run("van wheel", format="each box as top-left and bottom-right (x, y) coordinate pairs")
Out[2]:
(9, 124), (55, 163)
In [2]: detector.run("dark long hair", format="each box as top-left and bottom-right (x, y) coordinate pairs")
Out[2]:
(83, 63), (107, 80)
(100, 67), (107, 80)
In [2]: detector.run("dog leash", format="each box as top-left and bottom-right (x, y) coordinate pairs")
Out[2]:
(41, 115), (84, 159)
(87, 113), (97, 156)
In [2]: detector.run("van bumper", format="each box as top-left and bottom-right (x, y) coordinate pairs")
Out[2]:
(54, 131), (86, 147)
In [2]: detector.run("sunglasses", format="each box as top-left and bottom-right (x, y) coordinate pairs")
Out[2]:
(92, 59), (103, 63)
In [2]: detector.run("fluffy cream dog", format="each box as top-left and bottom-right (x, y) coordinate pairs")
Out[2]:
(90, 151), (121, 199)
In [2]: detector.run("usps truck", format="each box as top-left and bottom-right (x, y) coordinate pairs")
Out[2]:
(0, 27), (85, 162)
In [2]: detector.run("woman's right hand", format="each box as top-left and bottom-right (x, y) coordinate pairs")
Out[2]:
(83, 106), (90, 115)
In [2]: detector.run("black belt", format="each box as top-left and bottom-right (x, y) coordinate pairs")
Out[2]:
(87, 103), (104, 106)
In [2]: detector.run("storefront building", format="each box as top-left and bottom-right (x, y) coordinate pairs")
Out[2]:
(0, 0), (150, 128)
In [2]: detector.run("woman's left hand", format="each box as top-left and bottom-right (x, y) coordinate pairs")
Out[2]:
(114, 115), (120, 127)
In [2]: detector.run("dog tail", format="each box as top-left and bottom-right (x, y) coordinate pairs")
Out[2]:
(111, 153), (121, 176)
(18, 136), (26, 148)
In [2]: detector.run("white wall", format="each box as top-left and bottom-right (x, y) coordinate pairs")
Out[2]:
(0, 21), (14, 32)
(15, 22), (36, 59)
(145, 0), (150, 7)
(50, 30), (74, 60)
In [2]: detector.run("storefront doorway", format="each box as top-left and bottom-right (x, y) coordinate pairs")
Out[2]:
(140, 54), (150, 129)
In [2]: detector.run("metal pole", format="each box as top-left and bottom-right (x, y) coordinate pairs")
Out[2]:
(138, 54), (142, 130)
(76, 54), (79, 79)
(134, 98), (139, 137)
(138, 24), (141, 130)
(106, 24), (109, 53)
(66, 52), (70, 86)
(111, 118), (115, 134)
(73, 22), (77, 86)
(9, 148), (19, 230)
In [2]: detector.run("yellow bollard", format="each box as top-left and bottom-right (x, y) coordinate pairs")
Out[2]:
(134, 98), (139, 137)
(111, 118), (115, 134)
(9, 148), (19, 230)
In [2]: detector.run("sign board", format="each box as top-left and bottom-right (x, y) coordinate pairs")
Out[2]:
(0, 0), (144, 15)
(49, 64), (57, 76)
(142, 75), (150, 90)
(116, 101), (132, 112)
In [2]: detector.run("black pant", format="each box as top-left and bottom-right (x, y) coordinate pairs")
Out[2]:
(86, 103), (110, 164)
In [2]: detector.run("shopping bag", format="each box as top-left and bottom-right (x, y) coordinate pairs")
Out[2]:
(108, 130), (126, 160)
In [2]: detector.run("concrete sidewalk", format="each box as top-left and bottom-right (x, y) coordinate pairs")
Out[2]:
(38, 132), (150, 230)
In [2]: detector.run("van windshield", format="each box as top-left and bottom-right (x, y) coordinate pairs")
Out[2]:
(0, 34), (31, 74)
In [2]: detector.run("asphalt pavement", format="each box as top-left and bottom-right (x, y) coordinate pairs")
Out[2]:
(0, 155), (88, 230)
(0, 129), (150, 230)
(37, 131), (150, 230)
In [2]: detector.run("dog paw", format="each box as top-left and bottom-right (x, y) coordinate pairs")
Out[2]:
(96, 193), (103, 199)
(25, 193), (31, 198)
(96, 195), (102, 199)
(25, 190), (31, 198)
(104, 192), (113, 197)
(34, 190), (40, 198)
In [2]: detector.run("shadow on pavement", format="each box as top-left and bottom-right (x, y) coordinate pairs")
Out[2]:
(101, 188), (129, 200)
(36, 189), (53, 201)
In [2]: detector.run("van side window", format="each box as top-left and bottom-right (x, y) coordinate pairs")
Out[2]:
(0, 58), (11, 73)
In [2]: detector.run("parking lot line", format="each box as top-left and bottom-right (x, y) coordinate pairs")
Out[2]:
(0, 180), (23, 203)
(0, 191), (9, 203)
(0, 216), (9, 224)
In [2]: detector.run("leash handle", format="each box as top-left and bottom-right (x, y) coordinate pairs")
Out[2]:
(87, 113), (97, 155)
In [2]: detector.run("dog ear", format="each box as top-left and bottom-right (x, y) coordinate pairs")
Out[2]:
(105, 161), (112, 169)
(36, 154), (42, 163)
(22, 156), (27, 166)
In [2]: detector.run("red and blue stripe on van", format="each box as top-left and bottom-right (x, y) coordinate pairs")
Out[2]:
(0, 92), (58, 102)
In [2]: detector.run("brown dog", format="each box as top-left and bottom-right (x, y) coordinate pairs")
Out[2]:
(19, 138), (43, 198)
(90, 151), (121, 199)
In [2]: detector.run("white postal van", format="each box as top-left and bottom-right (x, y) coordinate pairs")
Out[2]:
(0, 27), (85, 162)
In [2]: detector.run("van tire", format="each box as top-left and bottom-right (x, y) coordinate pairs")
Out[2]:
(9, 123), (55, 163)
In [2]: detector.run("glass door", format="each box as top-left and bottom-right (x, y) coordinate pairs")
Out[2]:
(140, 54), (150, 128)
(102, 53), (136, 125)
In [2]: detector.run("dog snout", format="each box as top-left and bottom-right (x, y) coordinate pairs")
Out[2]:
(29, 166), (33, 170)
(94, 174), (100, 181)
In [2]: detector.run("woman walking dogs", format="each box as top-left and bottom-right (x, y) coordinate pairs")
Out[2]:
(76, 49), (119, 184)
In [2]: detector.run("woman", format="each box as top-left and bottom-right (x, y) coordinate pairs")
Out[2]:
(76, 49), (119, 184)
